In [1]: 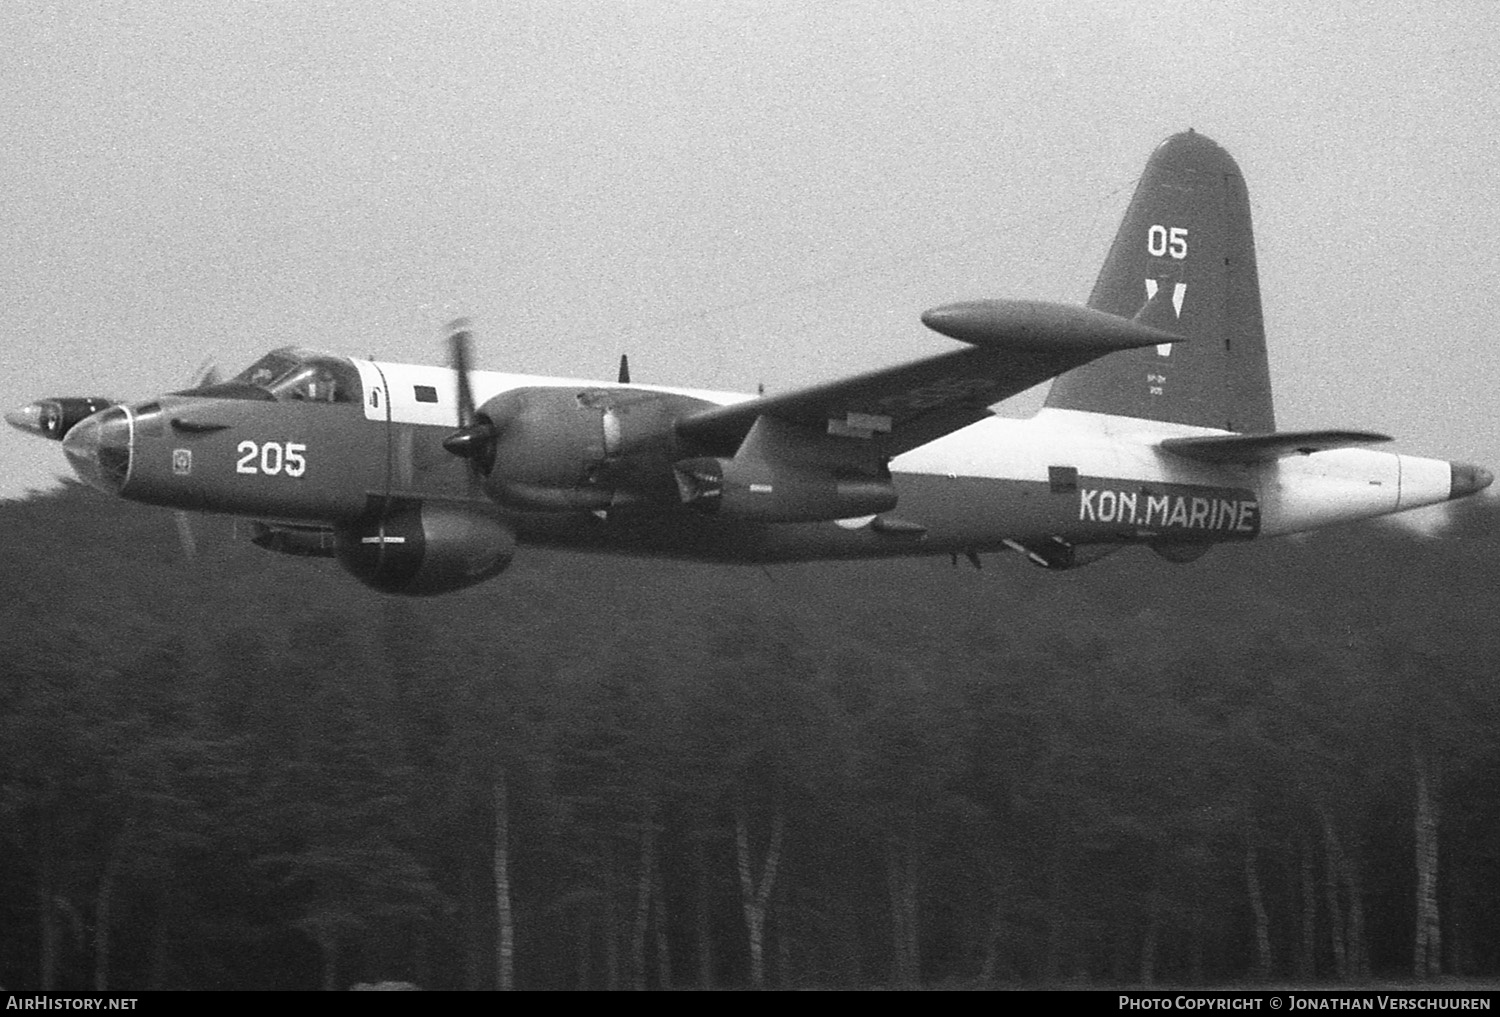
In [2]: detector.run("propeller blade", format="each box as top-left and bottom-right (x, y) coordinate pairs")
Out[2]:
(446, 317), (476, 428)
(441, 317), (496, 483)
(191, 358), (221, 389)
(174, 510), (198, 560)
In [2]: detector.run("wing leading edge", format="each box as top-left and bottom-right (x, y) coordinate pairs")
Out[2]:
(676, 299), (1183, 459)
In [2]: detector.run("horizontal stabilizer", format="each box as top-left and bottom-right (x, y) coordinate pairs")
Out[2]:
(1157, 429), (1393, 464)
(921, 299), (1184, 352)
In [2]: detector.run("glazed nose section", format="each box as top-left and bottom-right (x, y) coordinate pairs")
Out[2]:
(1449, 462), (1494, 500)
(62, 406), (132, 494)
(5, 402), (51, 437)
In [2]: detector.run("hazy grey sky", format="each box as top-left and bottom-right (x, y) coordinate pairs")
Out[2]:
(3, 0), (1496, 502)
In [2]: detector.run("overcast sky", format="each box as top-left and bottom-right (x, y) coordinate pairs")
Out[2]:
(3, 0), (1496, 503)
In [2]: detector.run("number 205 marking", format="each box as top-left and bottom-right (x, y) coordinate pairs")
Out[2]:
(1146, 224), (1188, 259)
(236, 440), (307, 477)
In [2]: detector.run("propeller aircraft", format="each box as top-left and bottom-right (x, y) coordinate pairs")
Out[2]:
(9, 132), (1491, 594)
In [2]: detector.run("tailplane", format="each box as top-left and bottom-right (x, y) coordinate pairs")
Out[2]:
(1044, 131), (1275, 432)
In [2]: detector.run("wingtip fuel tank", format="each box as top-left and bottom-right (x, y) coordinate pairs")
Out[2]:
(920, 299), (1185, 352)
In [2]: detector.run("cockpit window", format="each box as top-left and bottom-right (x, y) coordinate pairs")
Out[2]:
(272, 364), (340, 403)
(230, 348), (361, 404)
(233, 351), (303, 389)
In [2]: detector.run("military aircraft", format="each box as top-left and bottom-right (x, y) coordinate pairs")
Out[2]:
(8, 131), (1492, 595)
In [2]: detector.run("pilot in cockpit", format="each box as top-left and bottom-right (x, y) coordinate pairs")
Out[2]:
(233, 349), (359, 405)
(289, 368), (336, 403)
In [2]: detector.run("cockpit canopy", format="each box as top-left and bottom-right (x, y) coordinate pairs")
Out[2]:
(224, 348), (362, 404)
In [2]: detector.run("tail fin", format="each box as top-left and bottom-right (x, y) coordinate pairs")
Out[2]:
(1044, 131), (1275, 432)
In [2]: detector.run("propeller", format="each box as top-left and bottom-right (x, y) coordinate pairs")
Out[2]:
(440, 318), (498, 480)
(189, 357), (221, 390)
(174, 511), (199, 560)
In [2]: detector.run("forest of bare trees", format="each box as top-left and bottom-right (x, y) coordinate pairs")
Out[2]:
(2, 482), (1497, 989)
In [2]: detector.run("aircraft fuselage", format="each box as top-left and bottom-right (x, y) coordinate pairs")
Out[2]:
(57, 361), (1482, 571)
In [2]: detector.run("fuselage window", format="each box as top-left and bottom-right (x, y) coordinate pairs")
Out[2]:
(1049, 466), (1079, 494)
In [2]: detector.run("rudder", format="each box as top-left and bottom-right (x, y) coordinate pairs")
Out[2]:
(1044, 131), (1275, 432)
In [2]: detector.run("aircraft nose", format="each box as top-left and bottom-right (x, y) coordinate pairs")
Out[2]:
(6, 402), (55, 438)
(62, 405), (132, 494)
(1449, 461), (1494, 500)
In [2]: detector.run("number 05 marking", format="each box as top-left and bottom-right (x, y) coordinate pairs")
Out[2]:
(236, 441), (308, 477)
(1147, 225), (1188, 259)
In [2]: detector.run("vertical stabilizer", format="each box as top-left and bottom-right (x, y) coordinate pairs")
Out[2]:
(1044, 131), (1275, 432)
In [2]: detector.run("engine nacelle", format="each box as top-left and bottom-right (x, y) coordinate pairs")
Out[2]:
(476, 387), (716, 511)
(673, 456), (897, 523)
(334, 501), (516, 595)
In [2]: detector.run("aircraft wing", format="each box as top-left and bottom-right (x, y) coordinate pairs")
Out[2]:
(676, 300), (1182, 459)
(1157, 429), (1393, 464)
